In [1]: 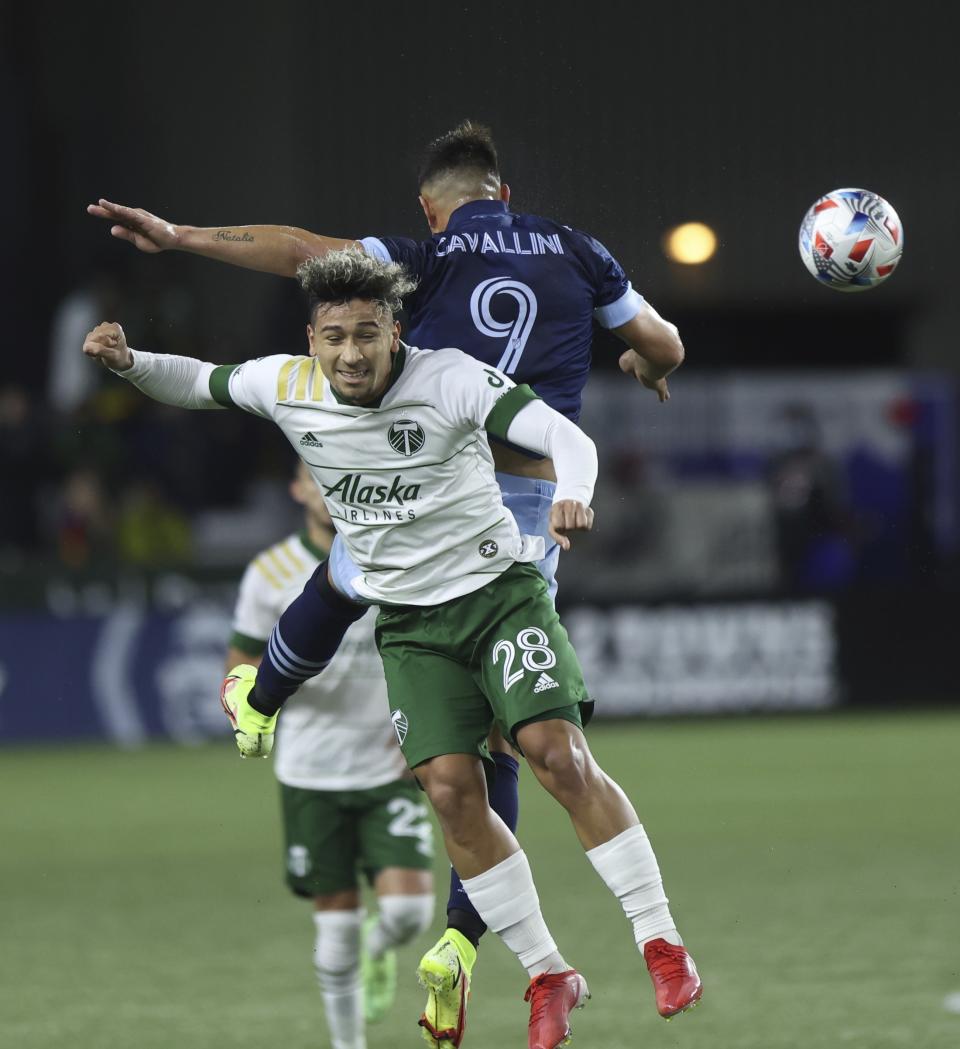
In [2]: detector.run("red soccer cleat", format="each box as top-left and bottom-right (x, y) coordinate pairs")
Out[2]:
(525, 969), (590, 1049)
(643, 938), (702, 1018)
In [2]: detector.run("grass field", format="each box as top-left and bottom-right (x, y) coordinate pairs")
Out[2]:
(2, 712), (958, 1049)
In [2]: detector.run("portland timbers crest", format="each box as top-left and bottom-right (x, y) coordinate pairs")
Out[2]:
(388, 418), (425, 457)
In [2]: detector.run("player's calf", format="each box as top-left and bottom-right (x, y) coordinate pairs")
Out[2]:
(313, 909), (365, 1049)
(363, 893), (434, 1023)
(518, 721), (704, 1020)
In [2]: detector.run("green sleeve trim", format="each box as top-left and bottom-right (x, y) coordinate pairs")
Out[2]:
(484, 384), (540, 440)
(209, 365), (240, 407)
(228, 631), (267, 657)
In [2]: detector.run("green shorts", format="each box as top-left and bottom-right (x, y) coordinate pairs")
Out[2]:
(280, 778), (434, 898)
(375, 562), (586, 770)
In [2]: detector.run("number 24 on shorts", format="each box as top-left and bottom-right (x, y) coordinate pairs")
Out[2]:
(492, 627), (556, 692)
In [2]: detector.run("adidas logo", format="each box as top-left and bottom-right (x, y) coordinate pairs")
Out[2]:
(533, 672), (559, 694)
(299, 431), (323, 448)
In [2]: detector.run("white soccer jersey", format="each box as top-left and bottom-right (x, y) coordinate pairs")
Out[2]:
(230, 532), (407, 791)
(214, 345), (544, 605)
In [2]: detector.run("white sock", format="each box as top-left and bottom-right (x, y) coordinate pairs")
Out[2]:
(313, 909), (365, 1049)
(364, 893), (435, 959)
(461, 851), (568, 978)
(586, 824), (682, 949)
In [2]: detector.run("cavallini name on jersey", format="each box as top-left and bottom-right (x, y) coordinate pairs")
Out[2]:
(434, 230), (565, 258)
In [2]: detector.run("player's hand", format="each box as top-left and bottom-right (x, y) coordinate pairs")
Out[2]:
(220, 665), (278, 759)
(82, 321), (133, 371)
(87, 198), (180, 253)
(618, 349), (670, 402)
(549, 500), (594, 551)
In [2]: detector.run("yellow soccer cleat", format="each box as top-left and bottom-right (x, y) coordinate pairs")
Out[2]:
(362, 913), (398, 1023)
(417, 928), (476, 1047)
(220, 665), (278, 759)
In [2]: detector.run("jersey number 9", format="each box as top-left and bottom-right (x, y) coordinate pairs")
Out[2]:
(470, 278), (539, 375)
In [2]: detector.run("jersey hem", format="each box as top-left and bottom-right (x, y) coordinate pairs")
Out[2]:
(594, 285), (644, 329)
(359, 236), (392, 263)
(274, 767), (410, 792)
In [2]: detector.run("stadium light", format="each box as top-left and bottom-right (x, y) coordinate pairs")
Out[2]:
(663, 222), (718, 265)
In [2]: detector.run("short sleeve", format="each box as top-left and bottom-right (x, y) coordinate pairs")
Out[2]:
(429, 350), (535, 434)
(360, 235), (429, 281)
(230, 559), (280, 644)
(208, 355), (292, 419)
(583, 235), (645, 329)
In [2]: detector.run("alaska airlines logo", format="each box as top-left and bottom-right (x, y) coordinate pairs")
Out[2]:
(323, 473), (422, 506)
(388, 419), (425, 457)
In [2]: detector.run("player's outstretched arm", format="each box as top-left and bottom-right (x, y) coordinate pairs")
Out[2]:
(87, 198), (358, 277)
(83, 321), (223, 409)
(614, 302), (685, 403)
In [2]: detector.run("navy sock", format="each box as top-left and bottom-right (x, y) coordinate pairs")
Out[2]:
(249, 560), (365, 717)
(446, 750), (521, 946)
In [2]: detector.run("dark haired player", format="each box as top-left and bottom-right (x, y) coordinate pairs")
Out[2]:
(88, 123), (689, 1046)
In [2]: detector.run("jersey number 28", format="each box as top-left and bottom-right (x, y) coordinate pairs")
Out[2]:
(492, 627), (557, 692)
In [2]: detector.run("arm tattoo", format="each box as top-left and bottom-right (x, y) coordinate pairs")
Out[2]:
(213, 230), (255, 243)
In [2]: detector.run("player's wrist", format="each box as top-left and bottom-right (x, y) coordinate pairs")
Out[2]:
(174, 224), (200, 253)
(109, 347), (136, 373)
(552, 490), (592, 509)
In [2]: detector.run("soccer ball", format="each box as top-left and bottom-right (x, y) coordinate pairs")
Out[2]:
(798, 188), (903, 292)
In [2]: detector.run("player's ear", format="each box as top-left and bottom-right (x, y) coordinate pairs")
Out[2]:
(391, 320), (401, 352)
(306, 323), (316, 356)
(419, 193), (437, 232)
(500, 182), (511, 204)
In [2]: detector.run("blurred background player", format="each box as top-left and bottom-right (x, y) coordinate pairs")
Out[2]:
(226, 459), (435, 1049)
(88, 120), (684, 1044)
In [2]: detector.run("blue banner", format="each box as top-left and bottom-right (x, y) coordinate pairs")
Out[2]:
(0, 601), (236, 745)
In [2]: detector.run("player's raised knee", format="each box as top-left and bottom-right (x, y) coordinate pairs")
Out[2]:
(416, 757), (487, 823)
(517, 721), (593, 788)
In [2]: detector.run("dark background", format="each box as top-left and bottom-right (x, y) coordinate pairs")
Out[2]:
(3, 1), (958, 376)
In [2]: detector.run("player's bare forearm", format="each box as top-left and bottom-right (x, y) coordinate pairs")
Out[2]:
(87, 199), (356, 277)
(614, 303), (685, 402)
(177, 224), (359, 277)
(615, 309), (684, 376)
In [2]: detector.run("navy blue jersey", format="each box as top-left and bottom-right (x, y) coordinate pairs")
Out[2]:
(361, 200), (642, 422)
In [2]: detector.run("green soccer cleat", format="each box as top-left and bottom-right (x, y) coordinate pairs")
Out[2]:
(417, 928), (476, 1048)
(219, 665), (278, 759)
(362, 913), (398, 1023)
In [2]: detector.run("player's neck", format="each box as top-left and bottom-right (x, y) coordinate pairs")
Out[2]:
(436, 192), (501, 232)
